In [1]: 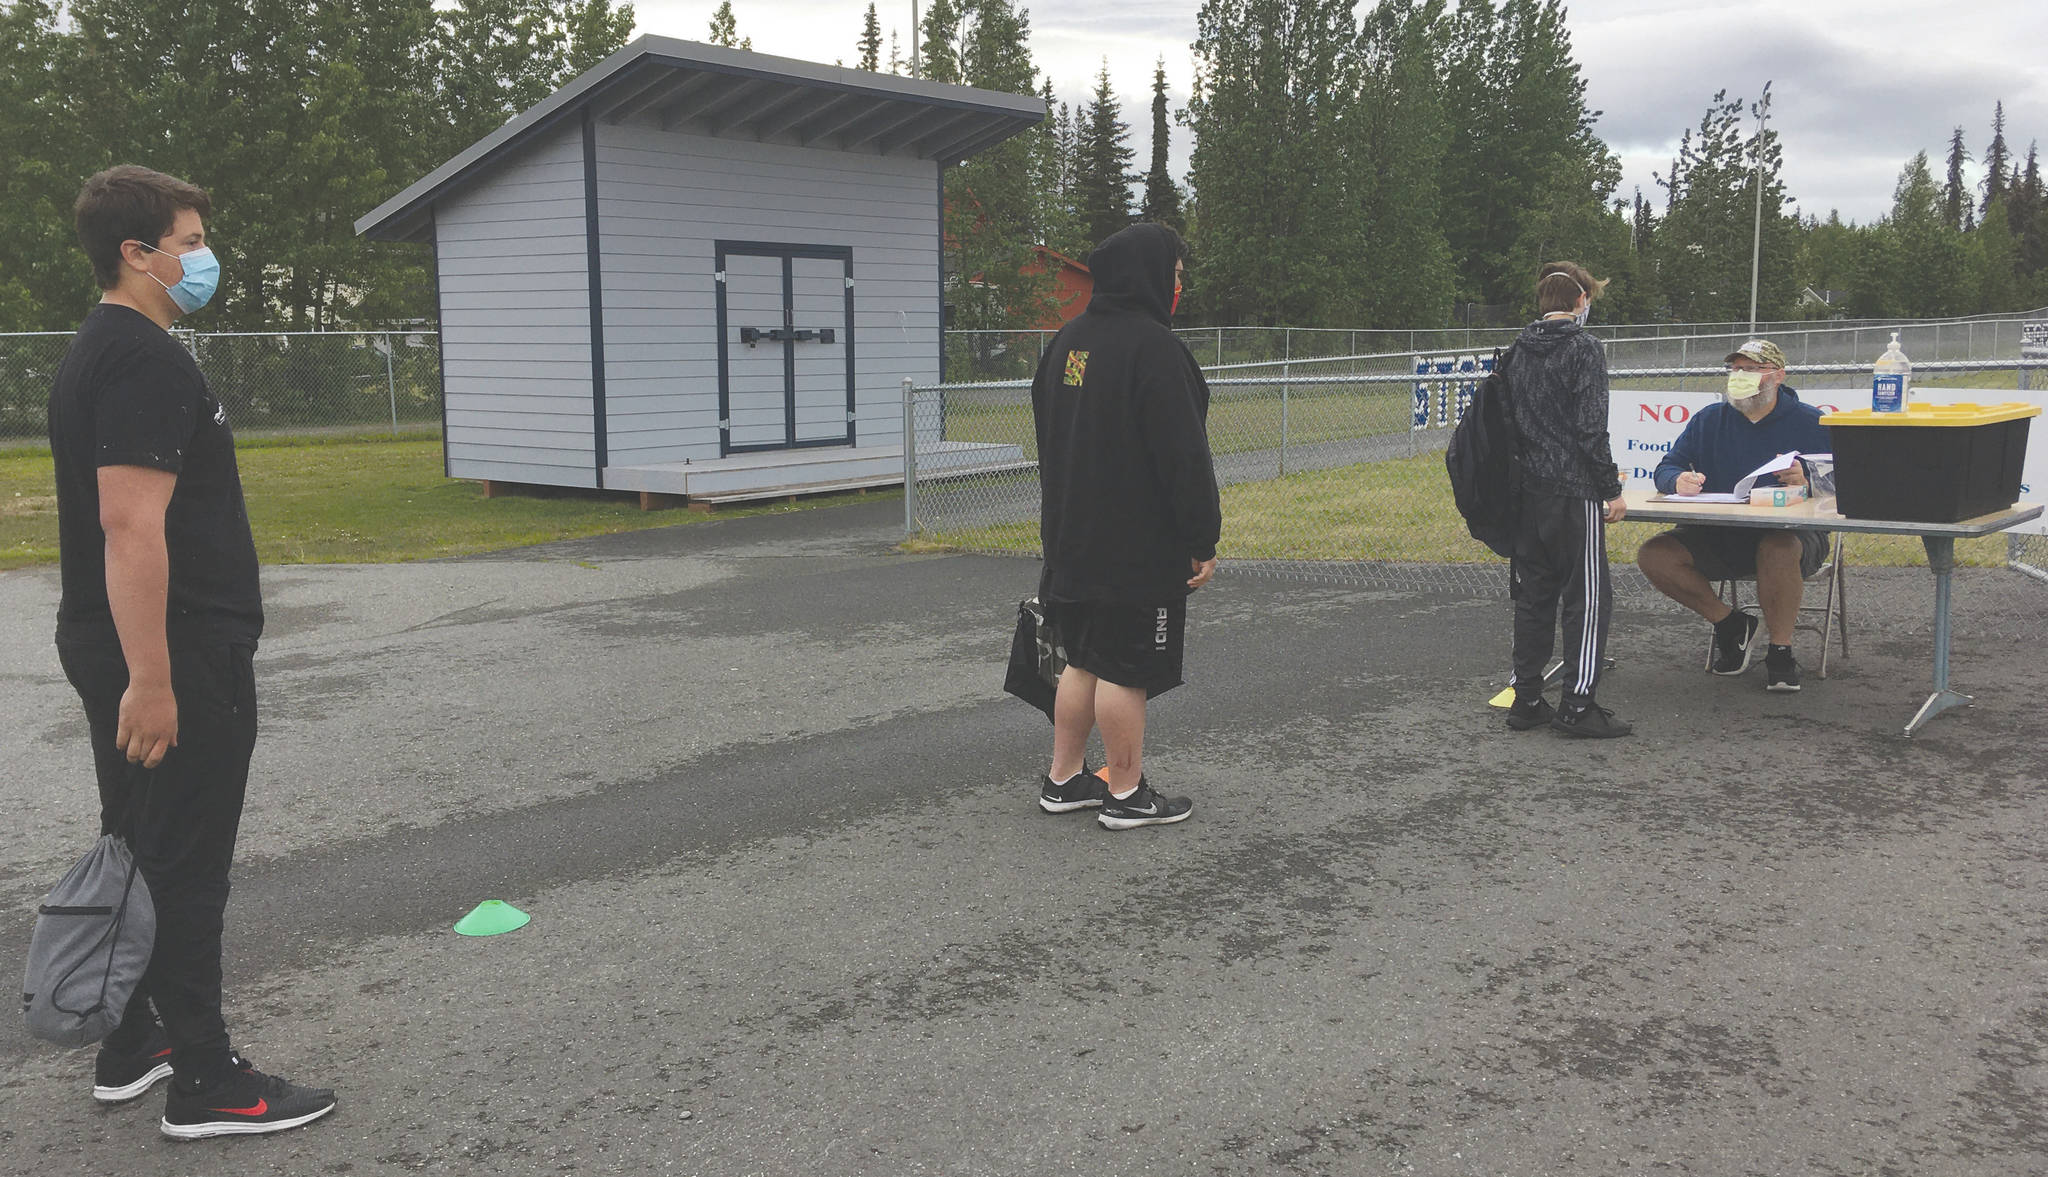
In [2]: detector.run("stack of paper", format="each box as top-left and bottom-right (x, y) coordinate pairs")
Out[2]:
(1655, 452), (1829, 504)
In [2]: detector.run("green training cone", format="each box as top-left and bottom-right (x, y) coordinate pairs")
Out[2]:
(454, 899), (530, 937)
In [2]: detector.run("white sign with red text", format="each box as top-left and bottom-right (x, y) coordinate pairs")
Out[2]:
(1609, 386), (2046, 535)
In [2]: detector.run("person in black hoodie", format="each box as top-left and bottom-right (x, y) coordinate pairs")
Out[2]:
(1030, 223), (1220, 829)
(1503, 262), (1632, 738)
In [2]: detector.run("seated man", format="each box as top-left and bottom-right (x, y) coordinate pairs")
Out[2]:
(1637, 339), (1833, 692)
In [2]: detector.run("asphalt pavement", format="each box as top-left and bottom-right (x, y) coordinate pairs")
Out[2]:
(2, 499), (2045, 1176)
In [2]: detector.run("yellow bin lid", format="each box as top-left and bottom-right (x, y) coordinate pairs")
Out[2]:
(1822, 401), (2043, 427)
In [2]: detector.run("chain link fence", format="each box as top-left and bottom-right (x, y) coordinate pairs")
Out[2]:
(947, 307), (2048, 392)
(909, 317), (2048, 632)
(0, 330), (442, 448)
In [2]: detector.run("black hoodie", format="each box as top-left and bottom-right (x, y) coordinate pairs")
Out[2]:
(1031, 223), (1222, 603)
(1505, 317), (1624, 502)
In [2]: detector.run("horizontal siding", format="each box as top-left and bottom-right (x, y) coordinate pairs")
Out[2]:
(435, 121), (595, 488)
(448, 438), (597, 467)
(607, 437), (724, 465)
(589, 121), (937, 459)
(447, 456), (599, 489)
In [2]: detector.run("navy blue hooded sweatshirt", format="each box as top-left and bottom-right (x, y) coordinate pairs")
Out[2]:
(1032, 223), (1221, 603)
(1651, 386), (1832, 495)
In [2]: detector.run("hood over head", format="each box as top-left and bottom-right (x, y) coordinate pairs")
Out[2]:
(1084, 223), (1182, 325)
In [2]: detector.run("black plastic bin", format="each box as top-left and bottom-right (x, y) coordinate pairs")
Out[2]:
(1821, 403), (2037, 523)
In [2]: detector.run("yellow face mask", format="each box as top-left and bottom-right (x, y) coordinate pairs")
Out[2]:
(1725, 370), (1764, 402)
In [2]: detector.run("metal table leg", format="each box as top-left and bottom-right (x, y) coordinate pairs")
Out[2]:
(1905, 535), (1971, 736)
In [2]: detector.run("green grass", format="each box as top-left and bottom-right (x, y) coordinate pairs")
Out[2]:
(0, 439), (894, 570)
(926, 451), (2017, 569)
(939, 386), (1414, 462)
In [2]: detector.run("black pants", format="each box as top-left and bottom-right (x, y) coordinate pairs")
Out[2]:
(1510, 491), (1612, 703)
(58, 639), (255, 1081)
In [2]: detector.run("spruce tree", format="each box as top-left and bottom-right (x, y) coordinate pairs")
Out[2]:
(1942, 126), (1971, 231)
(858, 3), (882, 71)
(1072, 61), (1135, 251)
(2011, 143), (2046, 289)
(1982, 101), (2010, 215)
(1140, 59), (1183, 230)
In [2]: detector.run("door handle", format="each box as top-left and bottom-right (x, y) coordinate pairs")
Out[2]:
(739, 327), (836, 346)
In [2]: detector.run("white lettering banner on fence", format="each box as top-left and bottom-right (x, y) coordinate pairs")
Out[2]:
(2023, 321), (2048, 360)
(1608, 386), (2047, 535)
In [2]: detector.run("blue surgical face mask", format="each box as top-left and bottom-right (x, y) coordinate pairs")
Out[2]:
(138, 242), (220, 314)
(1574, 303), (1590, 326)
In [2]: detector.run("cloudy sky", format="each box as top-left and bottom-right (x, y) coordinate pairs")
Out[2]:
(630, 0), (2048, 225)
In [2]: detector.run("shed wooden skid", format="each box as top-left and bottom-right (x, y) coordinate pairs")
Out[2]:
(356, 36), (1043, 500)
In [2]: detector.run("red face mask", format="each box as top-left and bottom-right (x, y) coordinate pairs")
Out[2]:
(1172, 278), (1182, 316)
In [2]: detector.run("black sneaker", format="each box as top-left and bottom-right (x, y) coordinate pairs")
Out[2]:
(1765, 646), (1802, 692)
(1505, 694), (1555, 731)
(94, 1026), (173, 1104)
(1098, 778), (1193, 830)
(160, 1056), (336, 1140)
(1039, 766), (1107, 813)
(1551, 700), (1633, 739)
(1711, 610), (1762, 675)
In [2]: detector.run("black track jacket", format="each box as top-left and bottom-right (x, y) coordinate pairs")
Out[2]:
(1505, 317), (1624, 502)
(1032, 223), (1221, 604)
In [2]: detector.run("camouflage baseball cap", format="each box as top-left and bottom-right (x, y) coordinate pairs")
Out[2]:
(1723, 339), (1787, 369)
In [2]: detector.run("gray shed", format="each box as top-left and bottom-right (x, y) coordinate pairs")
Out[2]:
(355, 35), (1041, 504)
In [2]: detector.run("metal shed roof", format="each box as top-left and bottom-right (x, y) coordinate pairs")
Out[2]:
(356, 35), (1046, 244)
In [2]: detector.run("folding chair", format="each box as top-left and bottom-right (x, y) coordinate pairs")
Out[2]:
(1702, 532), (1849, 678)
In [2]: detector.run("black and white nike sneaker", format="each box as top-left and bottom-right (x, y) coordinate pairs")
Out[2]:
(1098, 778), (1193, 830)
(1039, 765), (1108, 813)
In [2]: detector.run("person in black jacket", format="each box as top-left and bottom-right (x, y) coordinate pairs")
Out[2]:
(1503, 262), (1631, 738)
(1029, 223), (1220, 829)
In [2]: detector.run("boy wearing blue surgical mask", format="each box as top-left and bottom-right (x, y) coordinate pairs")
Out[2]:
(1639, 339), (1835, 692)
(46, 165), (336, 1140)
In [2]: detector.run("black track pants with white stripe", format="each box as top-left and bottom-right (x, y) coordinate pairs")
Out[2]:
(1509, 490), (1612, 702)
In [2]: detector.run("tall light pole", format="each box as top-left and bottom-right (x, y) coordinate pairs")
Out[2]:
(1747, 80), (1773, 335)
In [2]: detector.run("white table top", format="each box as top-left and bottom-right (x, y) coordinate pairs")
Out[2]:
(1619, 489), (2044, 538)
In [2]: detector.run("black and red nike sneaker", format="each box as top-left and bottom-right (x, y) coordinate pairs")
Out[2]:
(93, 1026), (174, 1103)
(160, 1055), (336, 1140)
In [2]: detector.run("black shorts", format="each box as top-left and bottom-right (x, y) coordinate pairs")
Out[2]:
(1045, 598), (1186, 695)
(1665, 526), (1829, 580)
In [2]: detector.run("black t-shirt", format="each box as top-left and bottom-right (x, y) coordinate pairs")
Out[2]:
(48, 304), (262, 649)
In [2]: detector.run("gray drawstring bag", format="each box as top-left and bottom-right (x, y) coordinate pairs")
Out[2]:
(22, 832), (155, 1048)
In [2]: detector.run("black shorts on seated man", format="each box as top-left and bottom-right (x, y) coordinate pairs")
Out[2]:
(1637, 339), (1834, 692)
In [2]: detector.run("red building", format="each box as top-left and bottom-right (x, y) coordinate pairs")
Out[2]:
(1023, 246), (1092, 328)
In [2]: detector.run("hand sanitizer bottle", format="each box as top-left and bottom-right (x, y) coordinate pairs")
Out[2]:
(1872, 331), (1911, 413)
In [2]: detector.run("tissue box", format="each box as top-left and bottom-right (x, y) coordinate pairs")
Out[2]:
(1819, 402), (2038, 523)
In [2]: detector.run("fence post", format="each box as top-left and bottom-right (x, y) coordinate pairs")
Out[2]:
(1280, 330), (1291, 477)
(1215, 328), (1223, 368)
(902, 378), (918, 538)
(1679, 336), (1688, 392)
(385, 336), (399, 435)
